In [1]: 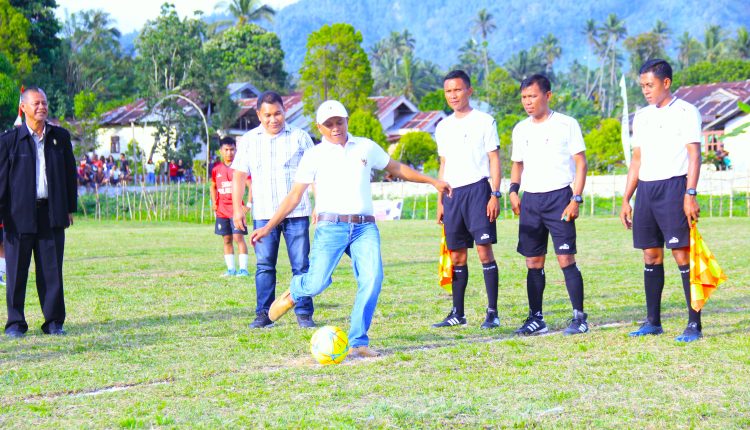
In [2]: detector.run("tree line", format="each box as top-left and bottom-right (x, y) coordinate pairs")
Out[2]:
(1, 1), (749, 174)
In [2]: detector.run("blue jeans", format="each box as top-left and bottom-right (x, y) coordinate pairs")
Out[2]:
(253, 217), (313, 316)
(290, 220), (383, 347)
(147, 172), (155, 184)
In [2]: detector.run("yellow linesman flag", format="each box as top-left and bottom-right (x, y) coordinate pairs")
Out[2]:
(689, 224), (727, 312)
(438, 227), (452, 293)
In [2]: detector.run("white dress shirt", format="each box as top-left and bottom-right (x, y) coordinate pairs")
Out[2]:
(27, 123), (48, 199)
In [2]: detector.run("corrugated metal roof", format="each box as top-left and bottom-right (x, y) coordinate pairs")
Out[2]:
(371, 95), (418, 120)
(674, 80), (750, 129)
(401, 111), (445, 130)
(99, 90), (203, 126)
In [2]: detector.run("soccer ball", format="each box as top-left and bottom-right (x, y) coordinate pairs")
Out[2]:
(310, 325), (349, 365)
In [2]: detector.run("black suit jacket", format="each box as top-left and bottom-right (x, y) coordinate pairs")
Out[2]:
(0, 123), (77, 234)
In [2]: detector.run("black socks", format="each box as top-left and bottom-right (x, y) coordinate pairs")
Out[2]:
(562, 263), (584, 312)
(451, 265), (468, 317)
(644, 264), (665, 326)
(482, 261), (499, 312)
(679, 264), (702, 329)
(527, 268), (545, 319)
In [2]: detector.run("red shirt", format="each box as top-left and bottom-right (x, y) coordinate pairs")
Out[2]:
(169, 162), (178, 177)
(211, 162), (238, 218)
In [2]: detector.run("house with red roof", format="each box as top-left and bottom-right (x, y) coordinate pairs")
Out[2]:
(673, 80), (750, 171)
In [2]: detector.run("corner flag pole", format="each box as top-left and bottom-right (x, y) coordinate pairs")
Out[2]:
(619, 75), (631, 167)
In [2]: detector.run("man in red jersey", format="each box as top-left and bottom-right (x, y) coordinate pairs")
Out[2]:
(211, 137), (251, 277)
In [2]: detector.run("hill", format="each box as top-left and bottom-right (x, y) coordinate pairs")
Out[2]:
(271, 0), (750, 76)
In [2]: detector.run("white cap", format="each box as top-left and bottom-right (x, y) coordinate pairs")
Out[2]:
(316, 100), (348, 124)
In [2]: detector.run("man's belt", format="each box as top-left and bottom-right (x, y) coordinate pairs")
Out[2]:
(36, 198), (48, 207)
(317, 213), (375, 224)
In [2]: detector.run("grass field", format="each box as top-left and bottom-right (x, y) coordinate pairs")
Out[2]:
(0, 217), (748, 428)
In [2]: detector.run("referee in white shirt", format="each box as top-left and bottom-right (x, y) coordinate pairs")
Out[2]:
(254, 100), (451, 359)
(232, 91), (316, 329)
(509, 74), (589, 336)
(620, 59), (703, 342)
(433, 70), (503, 330)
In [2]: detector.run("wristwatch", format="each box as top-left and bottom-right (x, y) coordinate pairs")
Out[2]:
(571, 195), (583, 203)
(491, 191), (502, 198)
(686, 188), (697, 196)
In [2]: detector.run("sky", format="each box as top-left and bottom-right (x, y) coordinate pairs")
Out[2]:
(54, 0), (299, 34)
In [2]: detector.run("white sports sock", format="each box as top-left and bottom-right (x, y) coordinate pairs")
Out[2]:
(239, 254), (248, 271)
(224, 254), (235, 271)
(0, 257), (5, 276)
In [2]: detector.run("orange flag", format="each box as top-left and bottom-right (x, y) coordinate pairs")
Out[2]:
(689, 224), (727, 311)
(438, 227), (452, 293)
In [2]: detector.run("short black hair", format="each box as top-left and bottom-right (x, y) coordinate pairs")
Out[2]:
(256, 91), (284, 110)
(639, 59), (672, 80)
(520, 74), (552, 93)
(444, 70), (471, 88)
(220, 136), (236, 147)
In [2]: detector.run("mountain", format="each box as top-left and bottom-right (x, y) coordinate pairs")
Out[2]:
(271, 0), (750, 76)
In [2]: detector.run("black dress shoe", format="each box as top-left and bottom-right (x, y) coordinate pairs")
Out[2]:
(44, 323), (66, 335)
(5, 329), (25, 338)
(249, 312), (274, 329)
(296, 314), (316, 328)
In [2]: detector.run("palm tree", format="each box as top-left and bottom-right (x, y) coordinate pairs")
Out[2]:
(652, 20), (671, 48)
(66, 10), (121, 52)
(677, 31), (703, 69)
(394, 52), (441, 102)
(390, 30), (415, 56)
(540, 33), (562, 77)
(704, 24), (725, 62)
(731, 26), (750, 59)
(63, 10), (122, 93)
(216, 0), (275, 26)
(472, 8), (496, 92)
(370, 30), (419, 95)
(599, 14), (627, 115)
(457, 38), (483, 81)
(581, 19), (601, 98)
(504, 47), (545, 82)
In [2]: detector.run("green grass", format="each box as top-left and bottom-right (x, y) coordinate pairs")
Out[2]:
(0, 218), (748, 428)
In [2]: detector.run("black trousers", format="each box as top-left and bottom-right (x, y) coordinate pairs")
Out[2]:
(4, 202), (66, 334)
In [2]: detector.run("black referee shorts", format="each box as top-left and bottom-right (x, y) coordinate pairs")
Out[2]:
(443, 178), (497, 250)
(633, 176), (689, 249)
(517, 186), (577, 257)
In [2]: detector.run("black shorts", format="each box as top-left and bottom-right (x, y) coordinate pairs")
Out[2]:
(215, 217), (247, 236)
(633, 176), (689, 249)
(443, 178), (497, 250)
(517, 187), (577, 257)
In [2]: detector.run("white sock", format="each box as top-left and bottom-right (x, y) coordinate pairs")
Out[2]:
(224, 254), (235, 271)
(0, 257), (5, 276)
(239, 254), (248, 271)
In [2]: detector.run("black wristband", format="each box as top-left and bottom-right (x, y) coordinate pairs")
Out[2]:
(509, 183), (520, 195)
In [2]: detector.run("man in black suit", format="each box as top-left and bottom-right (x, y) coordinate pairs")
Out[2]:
(0, 87), (77, 337)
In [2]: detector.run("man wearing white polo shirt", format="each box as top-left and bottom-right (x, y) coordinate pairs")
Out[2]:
(433, 70), (502, 330)
(620, 59), (703, 342)
(509, 74), (589, 336)
(254, 100), (451, 358)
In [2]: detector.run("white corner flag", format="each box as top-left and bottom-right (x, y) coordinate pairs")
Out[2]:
(619, 75), (631, 167)
(13, 85), (24, 127)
